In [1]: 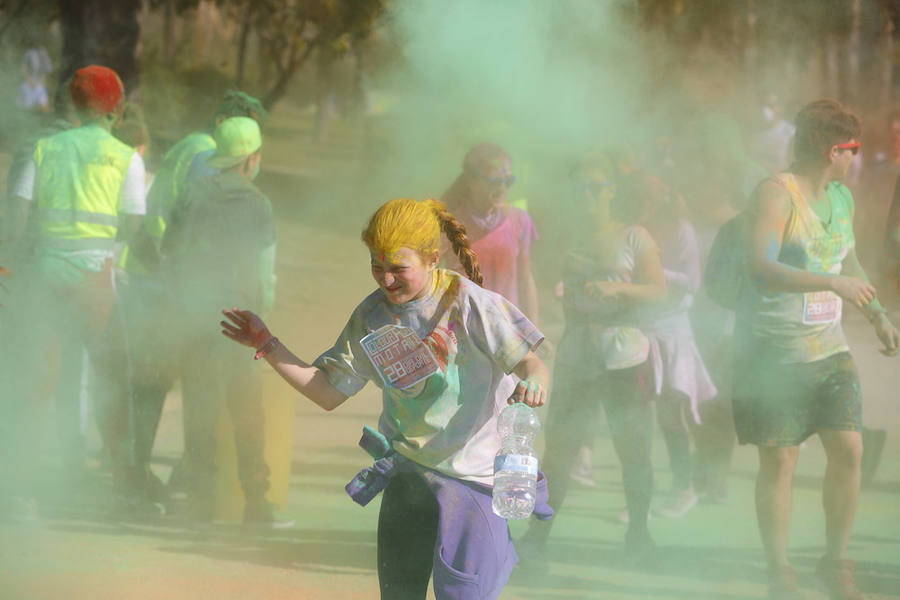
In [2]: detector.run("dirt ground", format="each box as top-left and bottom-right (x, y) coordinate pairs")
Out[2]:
(1, 103), (899, 600)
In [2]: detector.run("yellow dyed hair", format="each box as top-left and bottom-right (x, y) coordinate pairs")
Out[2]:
(362, 198), (442, 259)
(361, 198), (484, 286)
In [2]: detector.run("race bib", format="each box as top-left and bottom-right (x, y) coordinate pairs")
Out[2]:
(361, 324), (440, 389)
(802, 291), (842, 325)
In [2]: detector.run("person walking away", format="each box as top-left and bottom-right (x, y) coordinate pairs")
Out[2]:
(0, 65), (148, 520)
(161, 116), (284, 528)
(121, 90), (267, 502)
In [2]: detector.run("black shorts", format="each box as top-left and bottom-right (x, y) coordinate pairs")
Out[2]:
(732, 351), (862, 447)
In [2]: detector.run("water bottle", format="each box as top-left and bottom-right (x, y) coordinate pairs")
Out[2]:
(492, 402), (540, 519)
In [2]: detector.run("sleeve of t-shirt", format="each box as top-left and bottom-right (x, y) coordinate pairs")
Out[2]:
(12, 157), (36, 201)
(627, 225), (660, 261)
(663, 219), (701, 295)
(119, 152), (147, 215)
(463, 281), (544, 374)
(312, 305), (378, 397)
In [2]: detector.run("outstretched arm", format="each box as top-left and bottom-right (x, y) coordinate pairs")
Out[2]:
(221, 309), (349, 410)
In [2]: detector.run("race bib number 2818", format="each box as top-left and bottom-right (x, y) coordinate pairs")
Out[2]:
(361, 324), (440, 389)
(802, 291), (842, 325)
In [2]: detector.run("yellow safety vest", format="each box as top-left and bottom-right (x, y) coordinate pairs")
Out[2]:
(34, 124), (134, 252)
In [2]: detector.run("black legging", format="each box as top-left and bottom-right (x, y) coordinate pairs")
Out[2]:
(377, 472), (439, 599)
(542, 362), (654, 536)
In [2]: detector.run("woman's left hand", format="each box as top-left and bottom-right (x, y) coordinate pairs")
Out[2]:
(873, 313), (900, 356)
(584, 281), (622, 301)
(508, 377), (548, 407)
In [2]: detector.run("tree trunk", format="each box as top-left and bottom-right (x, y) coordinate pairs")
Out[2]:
(235, 4), (252, 89)
(163, 0), (176, 67)
(56, 0), (143, 108)
(261, 40), (317, 111)
(313, 45), (335, 142)
(0, 0), (30, 41)
(847, 0), (861, 105)
(882, 13), (895, 106)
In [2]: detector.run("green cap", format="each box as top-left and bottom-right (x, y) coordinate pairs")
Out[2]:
(206, 116), (262, 169)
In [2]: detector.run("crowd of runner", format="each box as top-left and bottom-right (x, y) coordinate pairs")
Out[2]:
(1, 64), (899, 600)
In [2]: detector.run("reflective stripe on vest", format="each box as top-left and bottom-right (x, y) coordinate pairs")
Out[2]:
(38, 208), (119, 227)
(40, 237), (118, 251)
(34, 125), (133, 245)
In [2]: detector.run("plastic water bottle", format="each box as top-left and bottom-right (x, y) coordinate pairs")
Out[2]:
(492, 402), (540, 519)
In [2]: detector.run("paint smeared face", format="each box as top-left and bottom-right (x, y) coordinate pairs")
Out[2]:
(469, 156), (513, 210)
(371, 247), (436, 304)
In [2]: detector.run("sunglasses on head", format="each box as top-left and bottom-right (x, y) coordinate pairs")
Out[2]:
(835, 141), (860, 156)
(474, 172), (516, 188)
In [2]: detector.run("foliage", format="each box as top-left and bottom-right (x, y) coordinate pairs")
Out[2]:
(230, 0), (387, 109)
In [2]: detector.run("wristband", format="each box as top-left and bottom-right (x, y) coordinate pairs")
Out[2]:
(251, 328), (273, 348)
(867, 308), (888, 323)
(254, 336), (279, 360)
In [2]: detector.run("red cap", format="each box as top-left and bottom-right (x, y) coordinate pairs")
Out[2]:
(69, 65), (124, 115)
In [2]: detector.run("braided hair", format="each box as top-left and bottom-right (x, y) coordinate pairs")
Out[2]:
(428, 199), (483, 286)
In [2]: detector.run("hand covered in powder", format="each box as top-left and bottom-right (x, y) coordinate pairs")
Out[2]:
(220, 308), (273, 349)
(873, 313), (900, 356)
(508, 377), (547, 408)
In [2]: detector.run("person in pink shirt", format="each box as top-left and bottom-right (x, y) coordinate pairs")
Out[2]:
(441, 143), (540, 324)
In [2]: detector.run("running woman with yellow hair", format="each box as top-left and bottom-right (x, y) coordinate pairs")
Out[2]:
(221, 197), (551, 599)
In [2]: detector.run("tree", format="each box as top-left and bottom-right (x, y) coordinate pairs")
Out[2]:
(55, 0), (143, 108)
(0, 0), (31, 42)
(230, 0), (385, 110)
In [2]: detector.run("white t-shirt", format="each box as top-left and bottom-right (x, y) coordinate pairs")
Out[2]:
(314, 269), (544, 485)
(13, 152), (147, 216)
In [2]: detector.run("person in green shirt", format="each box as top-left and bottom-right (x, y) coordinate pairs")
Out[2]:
(116, 91), (267, 510)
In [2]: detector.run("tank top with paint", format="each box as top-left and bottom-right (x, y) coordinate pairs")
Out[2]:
(739, 174), (854, 364)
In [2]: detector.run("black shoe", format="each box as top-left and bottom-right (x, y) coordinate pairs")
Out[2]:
(514, 533), (550, 576)
(623, 528), (658, 569)
(242, 500), (294, 530)
(112, 492), (166, 521)
(861, 428), (886, 487)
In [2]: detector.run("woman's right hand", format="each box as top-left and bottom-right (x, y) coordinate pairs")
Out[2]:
(830, 276), (876, 308)
(221, 308), (272, 348)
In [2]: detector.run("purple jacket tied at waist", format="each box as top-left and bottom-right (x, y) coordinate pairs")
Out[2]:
(346, 446), (554, 600)
(345, 451), (554, 521)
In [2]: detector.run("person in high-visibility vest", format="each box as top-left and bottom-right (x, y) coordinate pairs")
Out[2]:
(1, 65), (148, 521)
